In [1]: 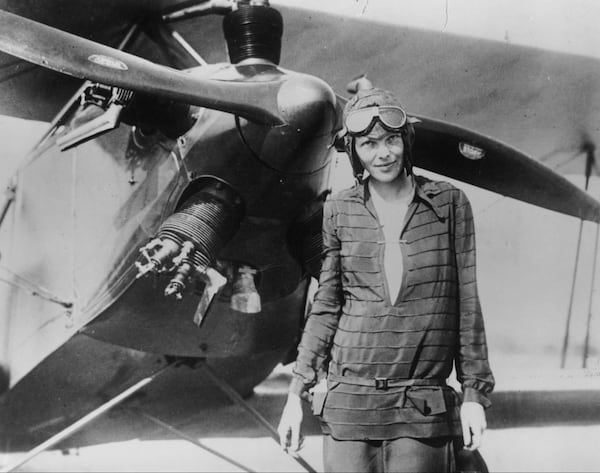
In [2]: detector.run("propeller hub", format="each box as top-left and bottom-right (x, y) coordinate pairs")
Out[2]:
(278, 74), (337, 134)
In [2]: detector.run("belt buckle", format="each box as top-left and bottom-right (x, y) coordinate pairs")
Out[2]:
(374, 377), (388, 390)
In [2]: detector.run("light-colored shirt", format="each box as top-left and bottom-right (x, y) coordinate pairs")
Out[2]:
(369, 181), (414, 302)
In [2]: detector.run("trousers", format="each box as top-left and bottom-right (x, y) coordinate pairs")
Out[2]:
(322, 435), (455, 473)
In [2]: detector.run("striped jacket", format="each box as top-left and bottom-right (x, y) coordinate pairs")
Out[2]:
(290, 175), (495, 440)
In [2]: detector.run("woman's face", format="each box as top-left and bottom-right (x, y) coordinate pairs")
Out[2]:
(354, 122), (405, 184)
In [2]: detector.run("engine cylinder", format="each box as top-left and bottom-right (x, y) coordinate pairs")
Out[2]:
(288, 195), (327, 279)
(223, 3), (283, 65)
(158, 179), (244, 268)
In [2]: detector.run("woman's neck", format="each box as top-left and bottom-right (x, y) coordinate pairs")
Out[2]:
(369, 174), (414, 203)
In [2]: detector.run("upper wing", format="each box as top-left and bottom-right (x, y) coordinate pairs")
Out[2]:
(270, 1), (600, 180)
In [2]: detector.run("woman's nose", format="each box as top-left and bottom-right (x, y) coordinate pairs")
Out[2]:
(375, 142), (393, 158)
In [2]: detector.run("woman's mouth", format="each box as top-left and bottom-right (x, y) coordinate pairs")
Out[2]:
(376, 162), (396, 170)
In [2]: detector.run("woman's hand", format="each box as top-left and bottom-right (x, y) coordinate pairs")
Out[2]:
(277, 392), (304, 456)
(460, 401), (487, 451)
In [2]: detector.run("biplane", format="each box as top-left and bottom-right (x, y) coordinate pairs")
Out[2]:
(0, 0), (599, 471)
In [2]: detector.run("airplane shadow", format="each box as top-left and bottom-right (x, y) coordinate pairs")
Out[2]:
(60, 367), (600, 450)
(4, 363), (600, 453)
(53, 367), (324, 450)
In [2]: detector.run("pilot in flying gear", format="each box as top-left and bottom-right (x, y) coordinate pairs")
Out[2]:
(278, 88), (494, 472)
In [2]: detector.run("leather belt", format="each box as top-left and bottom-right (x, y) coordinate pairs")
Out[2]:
(328, 373), (446, 391)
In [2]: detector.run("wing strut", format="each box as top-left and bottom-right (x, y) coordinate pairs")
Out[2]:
(198, 361), (318, 473)
(0, 361), (174, 473)
(583, 219), (600, 368)
(132, 408), (255, 472)
(560, 143), (597, 368)
(582, 145), (599, 368)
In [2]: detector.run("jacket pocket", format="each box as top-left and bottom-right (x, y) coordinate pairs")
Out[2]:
(311, 380), (340, 416)
(407, 387), (447, 416)
(311, 391), (328, 416)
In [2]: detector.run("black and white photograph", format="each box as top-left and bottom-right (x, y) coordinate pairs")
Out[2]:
(0, 0), (599, 471)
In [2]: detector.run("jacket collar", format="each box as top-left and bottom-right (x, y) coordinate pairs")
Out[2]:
(347, 174), (447, 221)
(414, 176), (447, 221)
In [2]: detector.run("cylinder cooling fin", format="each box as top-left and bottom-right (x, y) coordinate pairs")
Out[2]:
(159, 180), (244, 268)
(223, 2), (283, 64)
(288, 192), (329, 280)
(135, 178), (245, 308)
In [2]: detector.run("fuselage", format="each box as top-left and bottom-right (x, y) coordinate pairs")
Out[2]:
(0, 60), (337, 389)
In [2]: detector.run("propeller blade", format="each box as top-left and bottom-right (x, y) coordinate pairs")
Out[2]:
(0, 9), (285, 125)
(412, 116), (600, 223)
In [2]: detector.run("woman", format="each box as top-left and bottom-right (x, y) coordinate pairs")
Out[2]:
(278, 88), (494, 472)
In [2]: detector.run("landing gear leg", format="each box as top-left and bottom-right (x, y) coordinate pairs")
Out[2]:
(0, 361), (173, 473)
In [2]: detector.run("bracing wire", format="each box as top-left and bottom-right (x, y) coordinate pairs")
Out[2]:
(0, 266), (72, 308)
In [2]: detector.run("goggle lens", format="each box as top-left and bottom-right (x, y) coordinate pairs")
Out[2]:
(345, 106), (407, 135)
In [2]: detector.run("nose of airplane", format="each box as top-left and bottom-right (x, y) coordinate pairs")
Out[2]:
(277, 74), (337, 136)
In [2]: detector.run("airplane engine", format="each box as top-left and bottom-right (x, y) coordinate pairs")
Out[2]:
(135, 178), (244, 306)
(288, 193), (328, 280)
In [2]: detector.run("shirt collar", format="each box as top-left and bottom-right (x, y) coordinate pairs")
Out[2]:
(349, 175), (447, 221)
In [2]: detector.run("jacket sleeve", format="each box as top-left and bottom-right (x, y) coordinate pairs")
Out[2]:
(453, 189), (495, 408)
(289, 197), (343, 396)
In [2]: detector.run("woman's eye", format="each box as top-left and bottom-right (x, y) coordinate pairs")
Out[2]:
(387, 135), (403, 146)
(359, 141), (376, 149)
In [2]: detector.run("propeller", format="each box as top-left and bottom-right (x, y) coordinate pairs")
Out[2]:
(412, 116), (600, 223)
(0, 9), (308, 126)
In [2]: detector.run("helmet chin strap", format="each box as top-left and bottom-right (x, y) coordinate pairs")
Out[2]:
(403, 145), (413, 177)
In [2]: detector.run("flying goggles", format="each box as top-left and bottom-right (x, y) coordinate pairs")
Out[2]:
(344, 105), (412, 136)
